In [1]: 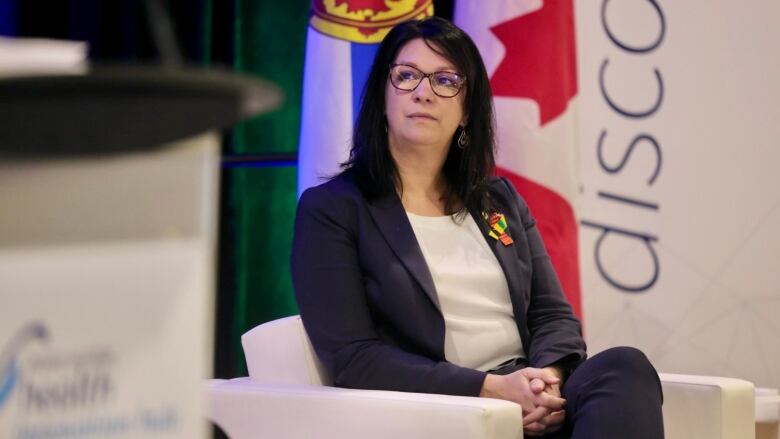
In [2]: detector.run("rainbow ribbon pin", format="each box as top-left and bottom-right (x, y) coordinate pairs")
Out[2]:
(488, 213), (514, 246)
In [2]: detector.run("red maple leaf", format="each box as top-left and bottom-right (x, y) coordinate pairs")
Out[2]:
(490, 1), (582, 317)
(333, 0), (392, 14)
(490, 0), (577, 126)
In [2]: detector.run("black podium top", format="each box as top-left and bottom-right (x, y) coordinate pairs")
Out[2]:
(0, 66), (283, 157)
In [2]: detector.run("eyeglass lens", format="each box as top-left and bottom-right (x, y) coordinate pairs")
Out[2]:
(389, 64), (464, 98)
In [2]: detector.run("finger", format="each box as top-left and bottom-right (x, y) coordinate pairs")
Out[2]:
(536, 394), (566, 411)
(521, 368), (561, 385)
(519, 399), (536, 419)
(522, 405), (550, 425)
(539, 409), (566, 428)
(524, 412), (565, 437)
(535, 393), (566, 411)
(529, 377), (546, 393)
(523, 422), (547, 435)
(544, 383), (561, 398)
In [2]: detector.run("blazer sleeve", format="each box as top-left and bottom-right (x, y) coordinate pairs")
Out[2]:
(499, 177), (587, 373)
(291, 185), (487, 396)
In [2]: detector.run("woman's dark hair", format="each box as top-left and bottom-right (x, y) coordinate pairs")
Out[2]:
(341, 16), (496, 217)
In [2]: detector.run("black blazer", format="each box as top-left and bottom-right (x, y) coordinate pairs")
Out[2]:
(291, 171), (586, 397)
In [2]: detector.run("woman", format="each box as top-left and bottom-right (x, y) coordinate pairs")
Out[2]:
(292, 17), (663, 438)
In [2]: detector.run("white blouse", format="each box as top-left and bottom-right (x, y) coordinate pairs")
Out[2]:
(406, 211), (525, 371)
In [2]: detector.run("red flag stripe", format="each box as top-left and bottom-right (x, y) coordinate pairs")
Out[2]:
(497, 167), (582, 318)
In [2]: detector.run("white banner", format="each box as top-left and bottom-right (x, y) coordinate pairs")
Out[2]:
(576, 0), (780, 390)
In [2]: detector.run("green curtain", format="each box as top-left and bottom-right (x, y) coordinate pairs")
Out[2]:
(211, 0), (451, 379)
(221, 0), (309, 377)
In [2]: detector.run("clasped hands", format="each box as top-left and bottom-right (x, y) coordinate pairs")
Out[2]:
(480, 366), (566, 436)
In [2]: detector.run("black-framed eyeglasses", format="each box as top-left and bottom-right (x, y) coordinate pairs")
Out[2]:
(388, 64), (466, 98)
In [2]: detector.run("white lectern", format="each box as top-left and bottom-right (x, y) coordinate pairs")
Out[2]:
(0, 67), (281, 439)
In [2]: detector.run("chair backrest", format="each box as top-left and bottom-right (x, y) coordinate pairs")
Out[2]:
(241, 315), (332, 386)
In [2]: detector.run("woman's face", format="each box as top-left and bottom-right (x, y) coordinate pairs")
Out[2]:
(385, 38), (466, 151)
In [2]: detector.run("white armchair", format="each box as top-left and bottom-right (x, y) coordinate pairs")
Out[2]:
(205, 315), (756, 439)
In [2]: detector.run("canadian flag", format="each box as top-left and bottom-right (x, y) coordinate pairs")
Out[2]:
(454, 0), (582, 317)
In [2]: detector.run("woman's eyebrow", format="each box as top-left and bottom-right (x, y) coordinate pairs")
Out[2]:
(395, 60), (458, 71)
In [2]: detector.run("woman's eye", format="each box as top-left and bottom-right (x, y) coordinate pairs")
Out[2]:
(436, 75), (457, 87)
(399, 70), (420, 81)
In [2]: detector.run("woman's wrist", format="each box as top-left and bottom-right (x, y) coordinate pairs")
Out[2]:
(479, 373), (503, 398)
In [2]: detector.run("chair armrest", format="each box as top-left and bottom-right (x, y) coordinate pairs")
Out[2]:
(205, 378), (523, 439)
(659, 373), (755, 439)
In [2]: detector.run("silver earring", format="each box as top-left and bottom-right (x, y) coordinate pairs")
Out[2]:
(457, 126), (469, 149)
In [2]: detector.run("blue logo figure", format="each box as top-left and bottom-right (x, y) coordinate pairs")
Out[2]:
(0, 323), (49, 410)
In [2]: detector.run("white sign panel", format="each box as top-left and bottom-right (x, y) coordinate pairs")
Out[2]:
(576, 0), (780, 389)
(0, 241), (209, 438)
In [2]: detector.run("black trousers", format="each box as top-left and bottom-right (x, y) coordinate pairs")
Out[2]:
(493, 347), (665, 439)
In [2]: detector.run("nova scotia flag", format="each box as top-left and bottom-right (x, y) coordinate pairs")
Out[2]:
(297, 0), (434, 194)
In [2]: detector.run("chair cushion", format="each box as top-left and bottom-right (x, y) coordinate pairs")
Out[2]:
(242, 315), (331, 385)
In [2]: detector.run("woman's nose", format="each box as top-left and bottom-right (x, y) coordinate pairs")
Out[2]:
(412, 77), (435, 102)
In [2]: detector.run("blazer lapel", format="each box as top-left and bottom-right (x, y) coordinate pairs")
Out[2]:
(367, 193), (441, 311)
(468, 207), (531, 343)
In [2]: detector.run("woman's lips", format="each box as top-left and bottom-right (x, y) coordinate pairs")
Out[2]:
(407, 113), (437, 120)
